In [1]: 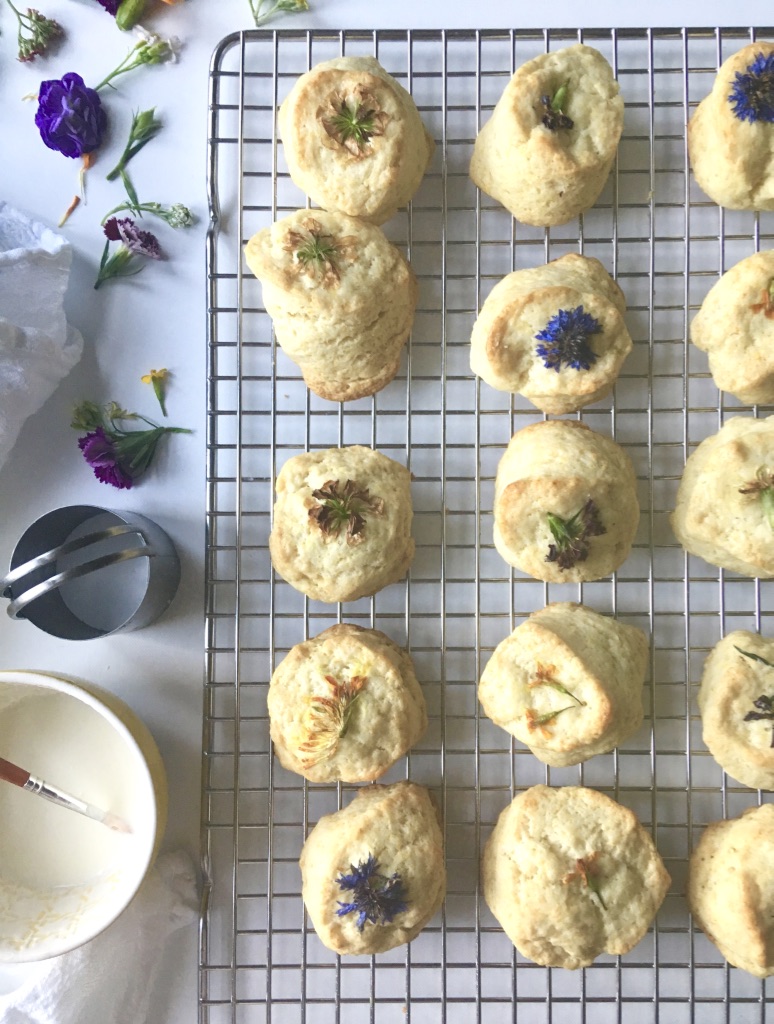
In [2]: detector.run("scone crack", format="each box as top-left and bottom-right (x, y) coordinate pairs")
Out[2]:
(282, 217), (357, 286)
(308, 478), (385, 544)
(320, 87), (389, 158)
(545, 498), (606, 570)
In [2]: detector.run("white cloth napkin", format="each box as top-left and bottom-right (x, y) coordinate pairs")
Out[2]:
(0, 202), (84, 473)
(0, 850), (198, 1024)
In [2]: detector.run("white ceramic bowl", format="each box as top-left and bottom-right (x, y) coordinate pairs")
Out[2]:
(0, 670), (167, 962)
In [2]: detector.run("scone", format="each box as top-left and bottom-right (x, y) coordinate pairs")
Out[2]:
(279, 56), (435, 225)
(690, 250), (774, 405)
(470, 44), (624, 226)
(688, 42), (774, 211)
(482, 785), (670, 969)
(244, 210), (417, 402)
(688, 804), (774, 977)
(493, 420), (639, 582)
(269, 446), (414, 602)
(671, 415), (774, 577)
(470, 254), (632, 413)
(300, 781), (445, 955)
(478, 603), (648, 767)
(698, 631), (774, 790)
(268, 623), (427, 783)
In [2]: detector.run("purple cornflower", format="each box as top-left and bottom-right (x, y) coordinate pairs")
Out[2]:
(535, 306), (602, 372)
(35, 72), (107, 158)
(729, 51), (774, 123)
(77, 427), (134, 489)
(335, 854), (408, 932)
(94, 0), (121, 12)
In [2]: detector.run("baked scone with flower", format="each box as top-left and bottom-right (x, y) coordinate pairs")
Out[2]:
(268, 623), (427, 783)
(482, 785), (670, 970)
(470, 254), (632, 413)
(279, 56), (435, 225)
(300, 781), (445, 955)
(688, 804), (774, 977)
(470, 44), (624, 227)
(244, 210), (417, 402)
(479, 603), (648, 767)
(688, 42), (774, 210)
(690, 250), (774, 405)
(269, 446), (414, 602)
(698, 631), (774, 790)
(671, 415), (774, 577)
(493, 420), (639, 582)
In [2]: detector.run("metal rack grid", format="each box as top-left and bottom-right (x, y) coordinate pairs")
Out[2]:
(202, 27), (774, 1023)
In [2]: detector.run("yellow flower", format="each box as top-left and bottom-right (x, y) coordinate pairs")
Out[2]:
(141, 368), (169, 417)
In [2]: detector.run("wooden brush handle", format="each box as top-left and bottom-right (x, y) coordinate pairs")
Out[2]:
(0, 756), (31, 788)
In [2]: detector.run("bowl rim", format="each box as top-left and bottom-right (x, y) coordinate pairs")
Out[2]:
(0, 669), (159, 963)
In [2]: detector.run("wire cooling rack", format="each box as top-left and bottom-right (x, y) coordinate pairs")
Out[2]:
(202, 27), (774, 1023)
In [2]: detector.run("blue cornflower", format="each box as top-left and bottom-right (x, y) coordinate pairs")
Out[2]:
(535, 306), (602, 372)
(729, 51), (774, 123)
(335, 854), (408, 932)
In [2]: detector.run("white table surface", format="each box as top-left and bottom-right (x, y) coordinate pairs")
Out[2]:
(1, 0), (771, 1020)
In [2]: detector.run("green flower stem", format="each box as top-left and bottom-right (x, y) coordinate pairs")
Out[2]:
(102, 200), (194, 228)
(248, 0), (309, 26)
(106, 108), (162, 181)
(94, 38), (176, 93)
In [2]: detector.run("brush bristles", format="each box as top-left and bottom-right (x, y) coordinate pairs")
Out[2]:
(102, 811), (133, 834)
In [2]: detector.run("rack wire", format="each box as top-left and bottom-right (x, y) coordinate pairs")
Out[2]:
(202, 27), (774, 1023)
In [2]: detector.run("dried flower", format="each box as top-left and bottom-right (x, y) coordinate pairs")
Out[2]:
(335, 854), (408, 932)
(248, 0), (309, 27)
(535, 306), (602, 372)
(739, 467), (774, 531)
(750, 279), (774, 319)
(297, 672), (367, 768)
(95, 216), (164, 288)
(72, 399), (190, 488)
(734, 645), (774, 670)
(563, 854), (606, 910)
(545, 499), (606, 571)
(541, 83), (573, 131)
(525, 663), (586, 735)
(743, 694), (774, 746)
(5, 2), (62, 62)
(735, 646), (774, 747)
(308, 479), (385, 544)
(283, 218), (356, 285)
(321, 89), (388, 157)
(729, 51), (774, 124)
(141, 368), (169, 417)
(35, 73), (107, 158)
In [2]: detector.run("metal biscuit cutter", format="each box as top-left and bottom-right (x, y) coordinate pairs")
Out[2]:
(1, 505), (180, 640)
